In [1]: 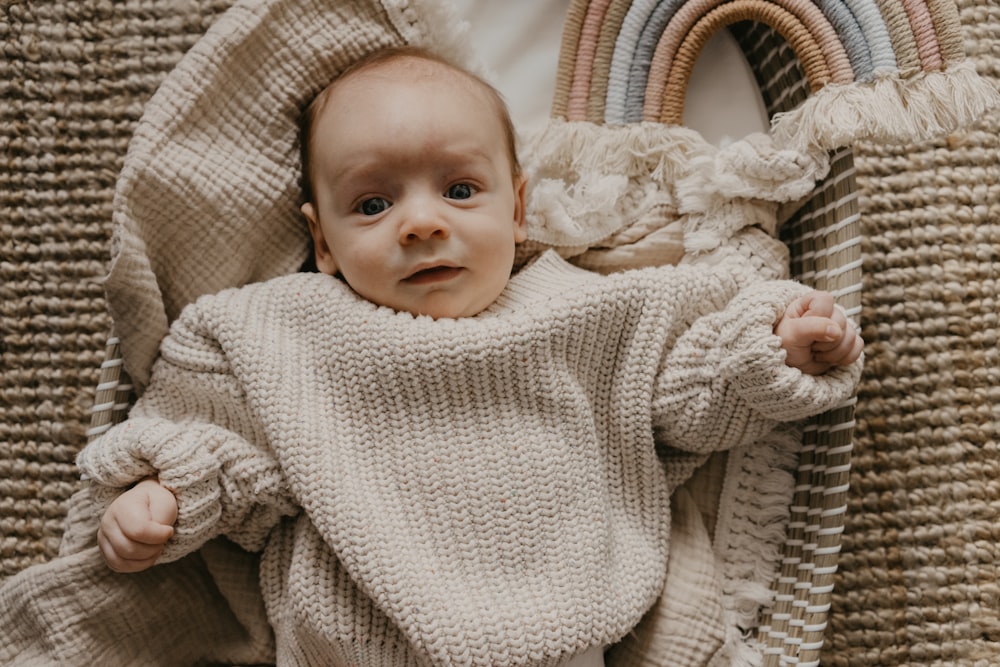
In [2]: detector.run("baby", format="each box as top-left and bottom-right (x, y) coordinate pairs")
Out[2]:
(88, 46), (862, 666)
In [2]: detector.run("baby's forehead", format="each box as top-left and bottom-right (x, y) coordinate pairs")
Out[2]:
(305, 52), (520, 179)
(336, 56), (486, 99)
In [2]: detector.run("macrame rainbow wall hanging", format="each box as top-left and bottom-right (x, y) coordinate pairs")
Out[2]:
(551, 0), (998, 149)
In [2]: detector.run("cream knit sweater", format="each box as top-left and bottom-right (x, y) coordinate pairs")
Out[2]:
(77, 251), (859, 667)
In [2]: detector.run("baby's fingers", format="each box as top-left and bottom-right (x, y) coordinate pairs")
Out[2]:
(98, 513), (170, 573)
(99, 544), (163, 574)
(790, 290), (836, 320)
(815, 321), (864, 366)
(810, 307), (849, 353)
(98, 492), (174, 573)
(782, 316), (843, 348)
(115, 495), (175, 545)
(97, 529), (163, 573)
(143, 480), (179, 527)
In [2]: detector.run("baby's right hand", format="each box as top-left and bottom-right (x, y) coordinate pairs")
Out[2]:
(98, 477), (178, 573)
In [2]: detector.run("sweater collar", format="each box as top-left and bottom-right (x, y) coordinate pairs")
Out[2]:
(483, 250), (598, 316)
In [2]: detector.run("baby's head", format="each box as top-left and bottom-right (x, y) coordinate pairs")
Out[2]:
(299, 46), (527, 319)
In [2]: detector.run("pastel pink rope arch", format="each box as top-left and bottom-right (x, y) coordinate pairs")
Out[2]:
(642, 0), (722, 122)
(567, 0), (615, 119)
(643, 0), (854, 122)
(902, 0), (944, 70)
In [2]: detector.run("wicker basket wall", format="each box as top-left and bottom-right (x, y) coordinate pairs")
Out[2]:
(1, 0), (233, 578)
(827, 1), (1000, 663)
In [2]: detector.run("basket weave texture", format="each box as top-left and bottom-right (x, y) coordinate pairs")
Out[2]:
(1, 0), (233, 578)
(826, 2), (1000, 663)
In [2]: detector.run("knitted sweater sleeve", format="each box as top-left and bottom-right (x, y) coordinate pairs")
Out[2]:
(651, 275), (862, 454)
(76, 305), (298, 562)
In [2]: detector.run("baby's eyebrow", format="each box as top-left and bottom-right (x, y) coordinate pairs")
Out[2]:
(323, 136), (501, 188)
(326, 158), (384, 187)
(433, 149), (501, 177)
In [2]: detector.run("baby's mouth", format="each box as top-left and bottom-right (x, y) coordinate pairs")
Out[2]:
(404, 265), (463, 285)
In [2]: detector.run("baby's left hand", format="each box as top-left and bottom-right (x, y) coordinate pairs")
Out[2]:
(775, 291), (864, 376)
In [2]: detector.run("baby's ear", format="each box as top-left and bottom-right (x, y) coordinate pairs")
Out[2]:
(301, 202), (338, 275)
(512, 176), (528, 243)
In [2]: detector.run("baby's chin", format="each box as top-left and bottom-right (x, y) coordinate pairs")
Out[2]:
(405, 299), (491, 320)
(345, 270), (510, 320)
(401, 289), (504, 320)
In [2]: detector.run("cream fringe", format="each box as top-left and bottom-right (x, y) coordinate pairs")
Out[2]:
(714, 424), (804, 666)
(771, 61), (1000, 152)
(522, 122), (709, 248)
(521, 121), (829, 254)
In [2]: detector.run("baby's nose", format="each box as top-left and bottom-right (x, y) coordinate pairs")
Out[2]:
(398, 201), (450, 243)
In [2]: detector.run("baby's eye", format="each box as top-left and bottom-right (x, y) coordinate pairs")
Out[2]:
(357, 197), (391, 216)
(445, 183), (475, 200)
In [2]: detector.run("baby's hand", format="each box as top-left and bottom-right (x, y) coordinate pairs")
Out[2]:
(98, 477), (178, 573)
(775, 290), (864, 375)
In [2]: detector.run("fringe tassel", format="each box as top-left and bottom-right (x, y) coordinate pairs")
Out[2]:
(523, 120), (712, 183)
(522, 121), (714, 247)
(714, 424), (803, 662)
(521, 120), (829, 251)
(771, 61), (1000, 152)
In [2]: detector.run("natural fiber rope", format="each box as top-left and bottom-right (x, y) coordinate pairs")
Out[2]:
(0, 0), (234, 579)
(567, 0), (614, 120)
(587, 0), (633, 122)
(927, 0), (966, 64)
(823, 1), (1000, 663)
(552, 0), (591, 119)
(874, 0), (924, 70)
(903, 0), (945, 70)
(644, 0), (727, 122)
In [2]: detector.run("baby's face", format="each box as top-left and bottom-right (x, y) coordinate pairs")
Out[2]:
(302, 58), (526, 319)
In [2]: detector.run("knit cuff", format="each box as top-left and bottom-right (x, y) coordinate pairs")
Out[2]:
(77, 418), (224, 563)
(720, 282), (862, 421)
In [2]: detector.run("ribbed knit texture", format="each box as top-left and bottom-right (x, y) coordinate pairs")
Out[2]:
(67, 252), (858, 666)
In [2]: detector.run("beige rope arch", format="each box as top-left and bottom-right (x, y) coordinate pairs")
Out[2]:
(648, 0), (854, 125)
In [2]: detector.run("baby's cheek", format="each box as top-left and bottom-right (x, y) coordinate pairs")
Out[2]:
(339, 236), (389, 276)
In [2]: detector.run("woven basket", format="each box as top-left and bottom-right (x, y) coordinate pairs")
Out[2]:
(87, 23), (859, 667)
(74, 0), (869, 662)
(549, 4), (862, 664)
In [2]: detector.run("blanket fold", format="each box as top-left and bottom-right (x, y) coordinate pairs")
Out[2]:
(0, 540), (274, 666)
